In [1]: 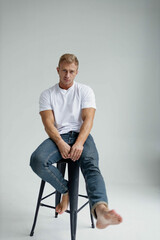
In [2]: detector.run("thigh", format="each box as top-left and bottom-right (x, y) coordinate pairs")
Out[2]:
(80, 134), (99, 167)
(32, 138), (62, 165)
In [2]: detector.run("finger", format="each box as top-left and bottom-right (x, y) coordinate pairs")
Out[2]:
(72, 150), (78, 161)
(70, 148), (75, 159)
(62, 148), (71, 159)
(73, 153), (79, 161)
(62, 152), (68, 159)
(76, 153), (81, 160)
(70, 152), (76, 161)
(71, 150), (81, 161)
(76, 149), (82, 159)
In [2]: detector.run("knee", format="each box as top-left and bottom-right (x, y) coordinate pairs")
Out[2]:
(30, 151), (43, 173)
(30, 152), (36, 170)
(80, 157), (100, 175)
(83, 136), (99, 161)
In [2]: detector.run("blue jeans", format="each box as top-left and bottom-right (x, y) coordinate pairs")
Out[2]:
(30, 131), (108, 217)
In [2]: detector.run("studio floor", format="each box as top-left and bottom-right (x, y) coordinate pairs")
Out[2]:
(1, 184), (160, 240)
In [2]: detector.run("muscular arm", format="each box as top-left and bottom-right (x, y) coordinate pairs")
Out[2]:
(70, 108), (96, 161)
(40, 110), (71, 159)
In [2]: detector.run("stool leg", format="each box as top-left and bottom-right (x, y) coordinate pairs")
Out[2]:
(90, 210), (95, 228)
(30, 180), (45, 236)
(55, 191), (61, 218)
(55, 162), (66, 218)
(68, 161), (79, 240)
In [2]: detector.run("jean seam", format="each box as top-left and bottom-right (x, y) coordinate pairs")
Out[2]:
(45, 166), (68, 193)
(44, 150), (68, 193)
(45, 150), (59, 163)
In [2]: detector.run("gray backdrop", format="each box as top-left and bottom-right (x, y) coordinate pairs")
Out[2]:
(0, 0), (160, 214)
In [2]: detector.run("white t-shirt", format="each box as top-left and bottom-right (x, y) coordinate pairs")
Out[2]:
(39, 81), (96, 134)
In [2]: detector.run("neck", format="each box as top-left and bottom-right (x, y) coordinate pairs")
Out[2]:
(59, 82), (74, 90)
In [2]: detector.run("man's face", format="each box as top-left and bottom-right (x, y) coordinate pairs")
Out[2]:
(57, 61), (78, 89)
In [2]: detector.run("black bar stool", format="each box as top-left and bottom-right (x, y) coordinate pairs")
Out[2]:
(30, 159), (95, 240)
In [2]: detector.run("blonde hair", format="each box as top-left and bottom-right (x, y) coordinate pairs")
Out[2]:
(58, 53), (79, 68)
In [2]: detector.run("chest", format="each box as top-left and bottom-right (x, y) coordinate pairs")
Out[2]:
(51, 90), (81, 112)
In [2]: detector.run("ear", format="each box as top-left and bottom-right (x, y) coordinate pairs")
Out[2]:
(56, 67), (59, 74)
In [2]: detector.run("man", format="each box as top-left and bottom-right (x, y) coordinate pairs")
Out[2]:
(30, 53), (122, 229)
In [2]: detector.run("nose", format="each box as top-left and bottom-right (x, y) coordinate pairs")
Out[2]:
(66, 71), (70, 78)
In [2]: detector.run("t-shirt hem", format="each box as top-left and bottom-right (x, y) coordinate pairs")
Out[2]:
(81, 106), (96, 109)
(39, 108), (52, 113)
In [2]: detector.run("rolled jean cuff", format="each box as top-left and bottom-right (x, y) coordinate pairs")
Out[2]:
(91, 201), (109, 219)
(61, 180), (69, 195)
(63, 190), (69, 196)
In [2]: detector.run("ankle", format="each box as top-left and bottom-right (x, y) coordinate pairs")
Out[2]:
(63, 191), (69, 196)
(96, 204), (109, 215)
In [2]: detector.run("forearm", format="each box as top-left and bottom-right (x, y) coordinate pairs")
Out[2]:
(63, 108), (95, 161)
(44, 121), (71, 159)
(75, 108), (95, 146)
(40, 110), (71, 159)
(76, 118), (93, 145)
(44, 123), (62, 145)
(69, 117), (94, 161)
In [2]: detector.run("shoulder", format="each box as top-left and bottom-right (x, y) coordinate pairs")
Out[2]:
(75, 82), (95, 95)
(40, 84), (58, 98)
(39, 84), (58, 112)
(75, 82), (96, 109)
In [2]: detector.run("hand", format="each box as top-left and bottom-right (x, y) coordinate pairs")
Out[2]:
(56, 139), (71, 159)
(70, 143), (83, 161)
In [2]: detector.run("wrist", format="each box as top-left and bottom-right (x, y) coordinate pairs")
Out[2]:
(75, 138), (84, 146)
(55, 138), (64, 146)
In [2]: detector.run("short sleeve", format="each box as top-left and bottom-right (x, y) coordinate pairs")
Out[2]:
(81, 86), (96, 109)
(39, 89), (52, 112)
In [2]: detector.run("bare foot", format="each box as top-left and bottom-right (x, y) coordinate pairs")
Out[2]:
(96, 204), (123, 229)
(55, 193), (69, 214)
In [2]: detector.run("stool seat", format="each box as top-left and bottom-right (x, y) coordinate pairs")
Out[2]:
(30, 159), (95, 240)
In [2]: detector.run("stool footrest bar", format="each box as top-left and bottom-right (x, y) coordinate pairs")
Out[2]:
(41, 191), (56, 201)
(40, 203), (56, 209)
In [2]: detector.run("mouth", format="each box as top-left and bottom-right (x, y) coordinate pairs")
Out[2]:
(64, 78), (70, 82)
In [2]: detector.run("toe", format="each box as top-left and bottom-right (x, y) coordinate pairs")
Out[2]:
(56, 204), (62, 213)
